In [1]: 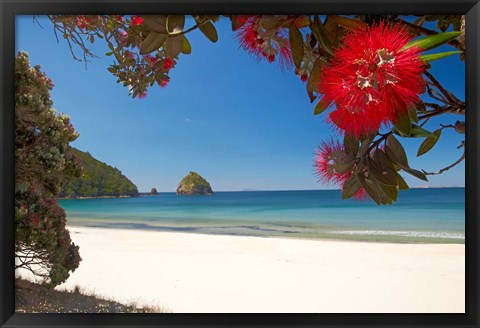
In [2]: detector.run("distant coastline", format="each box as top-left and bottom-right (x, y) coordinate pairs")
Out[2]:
(57, 195), (135, 200)
(57, 186), (465, 200)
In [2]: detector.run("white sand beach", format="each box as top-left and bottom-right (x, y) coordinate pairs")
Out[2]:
(18, 226), (465, 313)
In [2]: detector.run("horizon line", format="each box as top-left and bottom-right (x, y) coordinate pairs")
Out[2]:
(139, 186), (465, 194)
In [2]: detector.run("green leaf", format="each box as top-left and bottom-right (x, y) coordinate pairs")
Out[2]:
(199, 21), (218, 42)
(311, 16), (333, 56)
(314, 99), (329, 115)
(408, 107), (418, 124)
(403, 167), (428, 182)
(360, 137), (373, 156)
(417, 129), (442, 156)
(166, 15), (185, 34)
(386, 135), (409, 168)
(206, 15), (220, 22)
(420, 51), (463, 63)
(342, 174), (362, 200)
(344, 134), (359, 156)
(411, 125), (438, 138)
(416, 102), (427, 113)
(288, 25), (304, 69)
(368, 177), (393, 205)
(403, 31), (461, 51)
(358, 176), (381, 205)
(165, 35), (184, 58)
(181, 37), (192, 54)
(376, 148), (396, 172)
(379, 183), (398, 202)
(142, 16), (168, 34)
(260, 16), (282, 30)
(393, 110), (412, 137)
(307, 59), (324, 93)
(367, 155), (398, 187)
(140, 32), (168, 55)
(335, 158), (355, 174)
(396, 173), (409, 190)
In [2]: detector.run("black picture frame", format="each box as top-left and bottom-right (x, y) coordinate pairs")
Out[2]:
(1, 1), (479, 327)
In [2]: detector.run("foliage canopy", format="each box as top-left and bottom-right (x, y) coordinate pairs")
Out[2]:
(15, 52), (82, 286)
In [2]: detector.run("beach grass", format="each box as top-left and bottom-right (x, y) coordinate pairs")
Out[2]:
(15, 278), (170, 313)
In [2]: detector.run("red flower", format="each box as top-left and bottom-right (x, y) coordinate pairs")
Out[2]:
(318, 22), (425, 137)
(138, 91), (147, 99)
(236, 16), (292, 70)
(76, 16), (92, 29)
(160, 79), (169, 88)
(237, 17), (263, 59)
(162, 57), (174, 71)
(130, 15), (144, 27)
(314, 139), (349, 185)
(314, 140), (365, 200)
(77, 17), (86, 29)
(143, 54), (158, 67)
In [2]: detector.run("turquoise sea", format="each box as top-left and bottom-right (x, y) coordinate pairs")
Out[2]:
(59, 188), (465, 244)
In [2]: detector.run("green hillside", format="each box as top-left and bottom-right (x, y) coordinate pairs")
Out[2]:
(60, 148), (138, 198)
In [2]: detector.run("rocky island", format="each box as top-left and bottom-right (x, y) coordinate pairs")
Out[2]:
(176, 171), (213, 195)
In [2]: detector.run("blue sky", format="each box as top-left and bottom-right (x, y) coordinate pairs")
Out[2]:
(16, 16), (465, 192)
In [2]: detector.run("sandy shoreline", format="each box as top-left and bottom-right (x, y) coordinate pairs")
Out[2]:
(18, 226), (465, 313)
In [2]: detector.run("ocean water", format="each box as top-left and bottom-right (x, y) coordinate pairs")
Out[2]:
(59, 188), (465, 244)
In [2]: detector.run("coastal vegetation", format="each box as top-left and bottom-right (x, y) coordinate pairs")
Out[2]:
(15, 278), (168, 313)
(177, 171), (213, 195)
(59, 148), (138, 198)
(15, 52), (82, 287)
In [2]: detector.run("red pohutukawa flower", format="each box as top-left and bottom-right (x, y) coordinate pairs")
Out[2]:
(160, 79), (169, 88)
(318, 21), (426, 137)
(236, 16), (293, 70)
(130, 15), (144, 27)
(143, 54), (158, 67)
(237, 17), (265, 58)
(162, 57), (174, 71)
(76, 15), (92, 29)
(314, 139), (366, 199)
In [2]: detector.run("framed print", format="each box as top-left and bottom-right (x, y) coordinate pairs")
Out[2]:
(1, 0), (479, 327)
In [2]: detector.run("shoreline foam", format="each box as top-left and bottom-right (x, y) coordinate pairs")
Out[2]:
(64, 218), (466, 244)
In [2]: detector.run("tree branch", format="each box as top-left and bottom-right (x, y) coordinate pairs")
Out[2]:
(422, 141), (465, 175)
